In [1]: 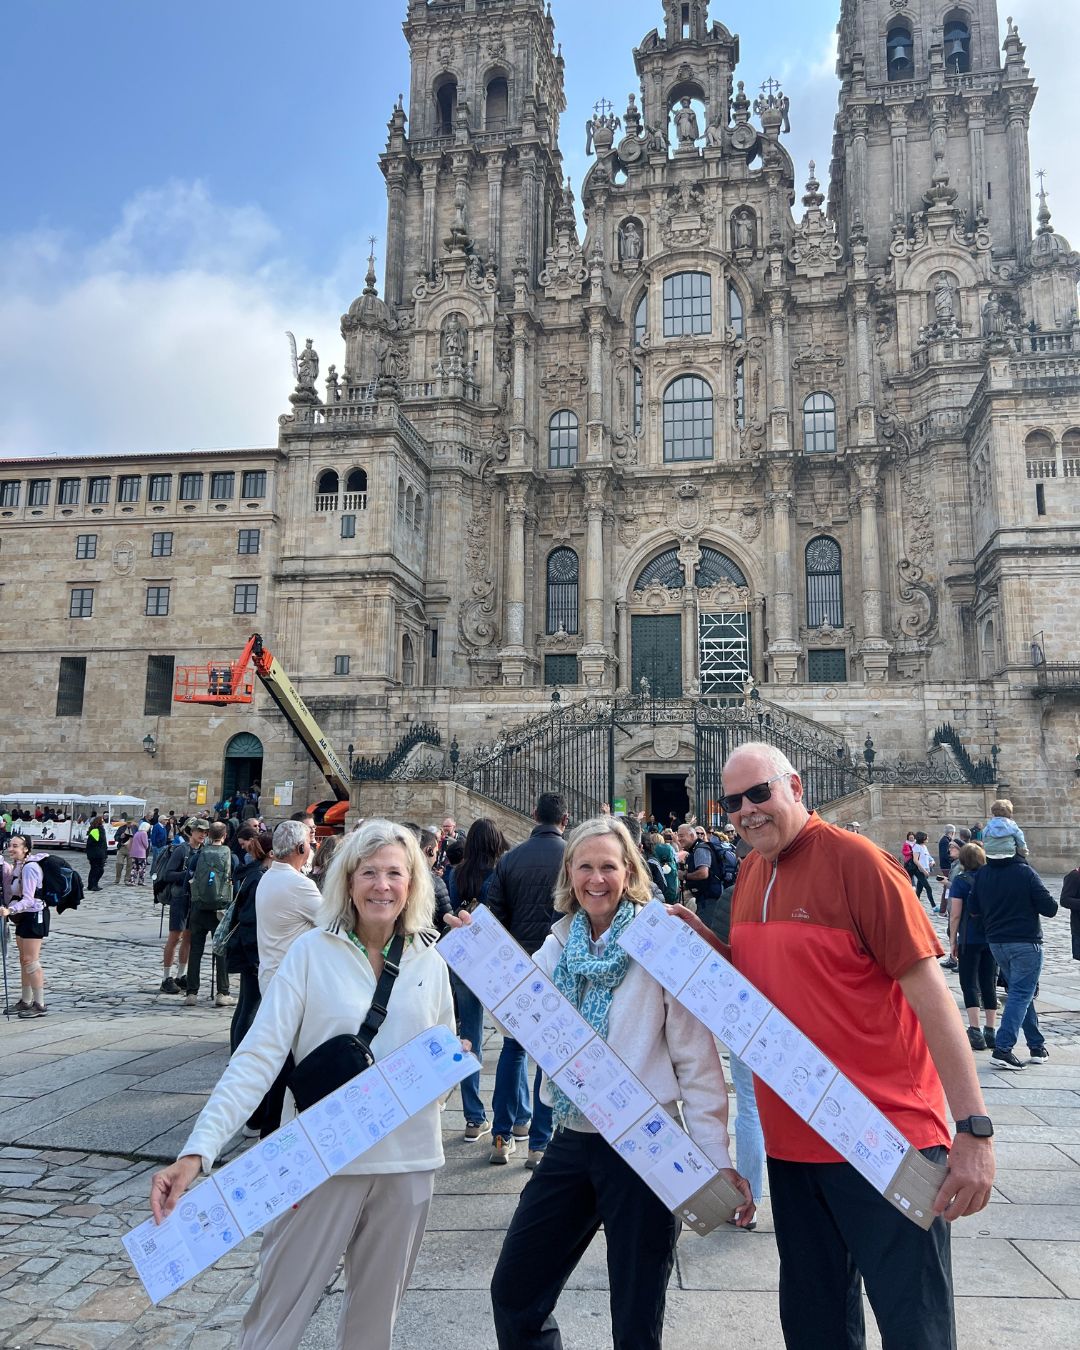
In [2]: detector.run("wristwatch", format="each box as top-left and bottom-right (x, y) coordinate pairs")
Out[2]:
(954, 1115), (994, 1138)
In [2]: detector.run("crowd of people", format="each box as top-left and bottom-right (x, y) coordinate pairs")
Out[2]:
(4, 766), (1077, 1348)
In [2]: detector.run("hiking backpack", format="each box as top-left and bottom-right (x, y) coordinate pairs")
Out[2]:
(36, 854), (84, 913)
(189, 847), (232, 911)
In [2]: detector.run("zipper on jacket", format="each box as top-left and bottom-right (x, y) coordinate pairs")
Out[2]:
(761, 860), (778, 923)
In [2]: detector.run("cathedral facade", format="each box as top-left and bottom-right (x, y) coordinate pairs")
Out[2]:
(3, 0), (1079, 859)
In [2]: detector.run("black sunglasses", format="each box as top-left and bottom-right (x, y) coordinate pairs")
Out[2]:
(719, 773), (790, 814)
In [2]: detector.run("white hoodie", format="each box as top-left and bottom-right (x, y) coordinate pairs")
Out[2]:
(181, 924), (454, 1176)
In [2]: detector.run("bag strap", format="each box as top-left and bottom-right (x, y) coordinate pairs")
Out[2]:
(356, 931), (407, 1052)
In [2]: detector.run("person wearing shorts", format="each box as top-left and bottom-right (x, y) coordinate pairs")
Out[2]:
(1, 834), (49, 1017)
(159, 818), (207, 995)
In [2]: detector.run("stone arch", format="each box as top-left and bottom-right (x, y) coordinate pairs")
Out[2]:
(616, 532), (763, 602)
(433, 73), (459, 133)
(316, 469), (339, 496)
(980, 618), (997, 674)
(345, 467), (368, 493)
(482, 68), (510, 129)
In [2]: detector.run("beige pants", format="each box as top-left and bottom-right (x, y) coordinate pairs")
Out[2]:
(238, 1169), (435, 1350)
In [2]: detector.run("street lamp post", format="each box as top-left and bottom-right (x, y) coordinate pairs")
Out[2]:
(863, 734), (876, 781)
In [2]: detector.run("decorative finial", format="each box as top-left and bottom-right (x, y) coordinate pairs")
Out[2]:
(1036, 170), (1053, 235)
(364, 236), (378, 295)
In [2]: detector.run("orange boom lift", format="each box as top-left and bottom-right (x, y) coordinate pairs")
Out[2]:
(174, 633), (351, 833)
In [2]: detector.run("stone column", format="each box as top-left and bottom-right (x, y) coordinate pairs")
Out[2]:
(682, 590), (698, 695)
(966, 97), (987, 221)
(518, 148), (539, 283)
(580, 472), (612, 688)
(1006, 93), (1033, 257)
(855, 301), (873, 406)
(751, 596), (766, 682)
(486, 152), (504, 267)
(384, 168), (408, 306)
(498, 486), (533, 687)
(848, 106), (869, 221)
(765, 463), (800, 684)
(616, 599), (630, 694)
(420, 160), (439, 277)
(852, 462), (892, 682)
(888, 106), (908, 226)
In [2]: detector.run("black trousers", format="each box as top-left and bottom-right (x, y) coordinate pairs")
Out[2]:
(910, 869), (935, 904)
(187, 907), (228, 998)
(957, 944), (998, 1011)
(490, 1127), (680, 1350)
(229, 966), (261, 1054)
(768, 1149), (954, 1350)
(86, 859), (105, 890)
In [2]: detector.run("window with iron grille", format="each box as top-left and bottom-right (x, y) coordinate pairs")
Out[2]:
(633, 366), (643, 435)
(545, 548), (579, 634)
(803, 392), (837, 453)
(58, 478), (80, 505)
(733, 359), (746, 429)
(808, 649), (847, 683)
(75, 534), (97, 560)
(241, 470), (266, 498)
(237, 528), (260, 554)
(149, 473), (172, 502)
(662, 272), (711, 337)
(151, 531), (173, 557)
(178, 472), (203, 501)
(88, 476), (110, 504)
(118, 474), (141, 503)
(341, 514), (356, 539)
(805, 536), (843, 627)
(548, 411), (579, 469)
(234, 583), (259, 614)
(0, 481), (20, 507)
(663, 376), (713, 461)
(633, 293), (647, 346)
(695, 547), (747, 588)
(334, 655), (350, 676)
(544, 654), (579, 687)
(144, 655), (175, 716)
(729, 284), (744, 339)
(145, 586), (170, 617)
(634, 548), (686, 591)
(56, 656), (87, 717)
(28, 479), (50, 507)
(69, 588), (94, 619)
(210, 471), (235, 499)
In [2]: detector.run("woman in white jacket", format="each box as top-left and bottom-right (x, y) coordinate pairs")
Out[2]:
(487, 815), (755, 1349)
(149, 820), (455, 1350)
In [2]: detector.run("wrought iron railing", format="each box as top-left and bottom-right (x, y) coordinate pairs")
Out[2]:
(931, 723), (996, 785)
(351, 724), (442, 782)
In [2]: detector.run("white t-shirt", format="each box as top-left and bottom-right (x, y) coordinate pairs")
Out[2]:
(255, 861), (323, 993)
(912, 843), (933, 874)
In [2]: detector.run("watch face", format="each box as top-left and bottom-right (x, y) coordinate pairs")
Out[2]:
(962, 1115), (994, 1137)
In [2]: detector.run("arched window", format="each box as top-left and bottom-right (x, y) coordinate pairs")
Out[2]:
(695, 547), (747, 588)
(886, 23), (914, 80)
(405, 486), (415, 527)
(663, 376), (713, 462)
(663, 272), (711, 336)
(633, 366), (643, 436)
(633, 293), (648, 346)
(548, 411), (579, 468)
(803, 392), (837, 453)
(397, 477), (405, 519)
(728, 283), (744, 339)
(485, 75), (508, 129)
(546, 548), (579, 633)
(315, 470), (339, 512)
(1024, 430), (1056, 478)
(402, 634), (416, 687)
(435, 78), (457, 133)
(1062, 428), (1080, 476)
(733, 359), (746, 430)
(414, 494), (423, 531)
(635, 548), (686, 591)
(944, 14), (972, 74)
(346, 468), (367, 493)
(806, 536), (844, 627)
(981, 619), (996, 671)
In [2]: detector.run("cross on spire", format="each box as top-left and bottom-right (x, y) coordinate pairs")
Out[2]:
(593, 97), (614, 121)
(760, 77), (781, 101)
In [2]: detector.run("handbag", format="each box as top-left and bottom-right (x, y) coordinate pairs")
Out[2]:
(211, 899), (238, 956)
(287, 932), (406, 1111)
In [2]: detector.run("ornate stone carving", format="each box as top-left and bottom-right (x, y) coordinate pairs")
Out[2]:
(459, 506), (499, 652)
(112, 541), (136, 575)
(656, 180), (716, 249)
(652, 727), (681, 760)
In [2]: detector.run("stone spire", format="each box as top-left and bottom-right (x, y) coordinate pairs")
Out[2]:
(1035, 171), (1053, 236)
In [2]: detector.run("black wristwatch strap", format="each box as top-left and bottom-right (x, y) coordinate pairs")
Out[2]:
(954, 1114), (994, 1138)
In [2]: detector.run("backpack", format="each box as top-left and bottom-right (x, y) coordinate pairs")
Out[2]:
(646, 856), (667, 896)
(36, 854), (84, 913)
(709, 838), (739, 888)
(152, 840), (183, 900)
(189, 846), (232, 911)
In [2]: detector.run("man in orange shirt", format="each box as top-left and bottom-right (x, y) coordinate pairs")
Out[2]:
(683, 743), (994, 1349)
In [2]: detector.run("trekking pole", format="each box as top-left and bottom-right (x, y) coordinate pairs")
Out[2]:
(1, 919), (11, 1018)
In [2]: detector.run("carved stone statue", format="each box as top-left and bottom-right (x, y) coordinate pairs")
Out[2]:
(645, 123), (667, 153)
(377, 337), (398, 380)
(620, 220), (643, 261)
(442, 314), (465, 358)
(982, 293), (1007, 337)
(673, 97), (700, 145)
(732, 211), (755, 249)
(933, 273), (956, 323)
(297, 338), (319, 388)
(705, 113), (724, 148)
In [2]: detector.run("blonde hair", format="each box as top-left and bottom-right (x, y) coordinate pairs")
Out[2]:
(990, 799), (1013, 818)
(318, 819), (435, 936)
(553, 816), (653, 916)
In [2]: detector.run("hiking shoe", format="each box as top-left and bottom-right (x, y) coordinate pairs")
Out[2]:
(464, 1123), (491, 1142)
(991, 1048), (1025, 1071)
(1028, 1046), (1049, 1063)
(982, 1027), (996, 1049)
(966, 1025), (987, 1051)
(159, 977), (181, 995)
(511, 1123), (530, 1139)
(214, 993), (237, 1007)
(4, 1000), (31, 1015)
(489, 1136), (517, 1165)
(525, 1149), (545, 1171)
(940, 958), (959, 971)
(176, 973), (188, 991)
(17, 1003), (46, 1019)
(184, 993), (198, 1007)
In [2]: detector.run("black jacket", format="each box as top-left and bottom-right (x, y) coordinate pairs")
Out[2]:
(161, 839), (197, 907)
(1061, 870), (1080, 961)
(227, 856), (265, 974)
(431, 869), (453, 928)
(967, 857), (1057, 943)
(85, 826), (108, 863)
(485, 823), (565, 954)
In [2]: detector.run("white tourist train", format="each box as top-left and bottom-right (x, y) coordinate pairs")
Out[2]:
(0, 793), (148, 850)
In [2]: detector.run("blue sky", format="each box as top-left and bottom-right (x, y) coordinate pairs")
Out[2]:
(1, 0), (1073, 457)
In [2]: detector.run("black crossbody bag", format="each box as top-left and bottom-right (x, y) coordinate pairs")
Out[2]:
(287, 931), (406, 1112)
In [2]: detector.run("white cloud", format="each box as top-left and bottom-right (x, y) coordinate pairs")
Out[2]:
(0, 183), (349, 458)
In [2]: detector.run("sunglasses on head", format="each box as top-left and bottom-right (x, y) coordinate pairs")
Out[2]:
(719, 773), (790, 814)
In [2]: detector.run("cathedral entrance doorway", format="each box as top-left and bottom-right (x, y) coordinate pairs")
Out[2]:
(631, 613), (682, 697)
(646, 774), (690, 828)
(222, 732), (263, 799)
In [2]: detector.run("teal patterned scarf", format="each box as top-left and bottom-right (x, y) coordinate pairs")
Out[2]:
(549, 900), (636, 1130)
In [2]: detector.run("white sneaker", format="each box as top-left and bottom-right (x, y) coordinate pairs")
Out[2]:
(214, 993), (237, 1007)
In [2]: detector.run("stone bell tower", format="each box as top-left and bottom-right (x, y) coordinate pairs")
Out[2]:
(830, 0), (1036, 265)
(380, 0), (567, 306)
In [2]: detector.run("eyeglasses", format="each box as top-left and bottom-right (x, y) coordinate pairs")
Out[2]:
(719, 773), (790, 814)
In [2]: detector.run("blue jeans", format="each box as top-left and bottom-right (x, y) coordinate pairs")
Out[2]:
(728, 1051), (765, 1202)
(492, 1037), (552, 1152)
(989, 941), (1045, 1053)
(451, 971), (487, 1126)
